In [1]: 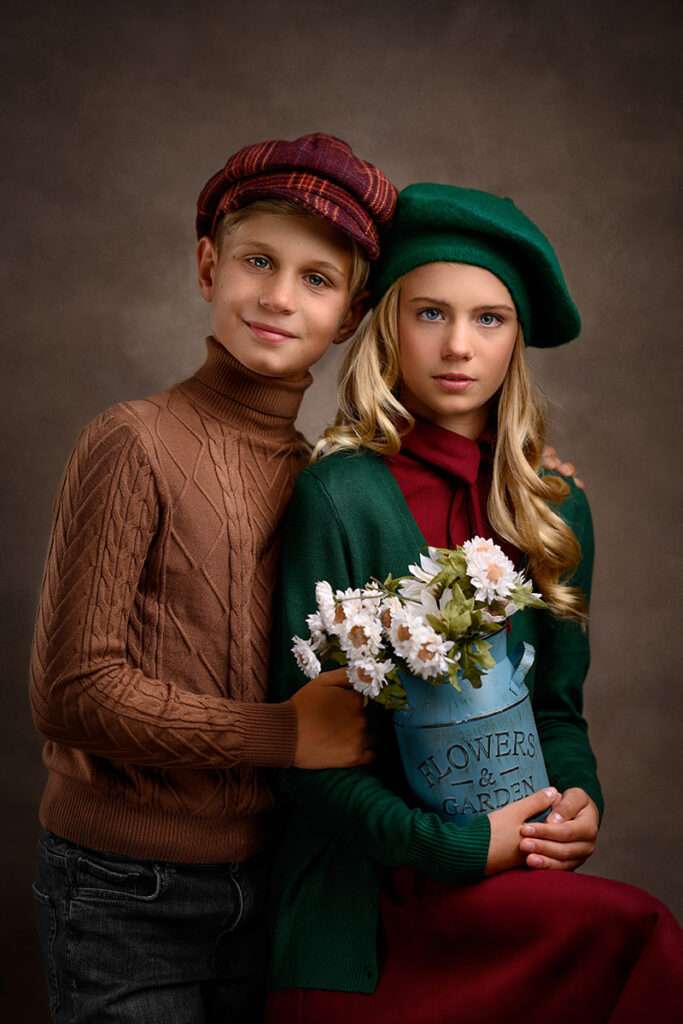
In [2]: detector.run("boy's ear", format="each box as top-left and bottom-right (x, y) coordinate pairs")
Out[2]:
(334, 289), (371, 345)
(197, 237), (218, 301)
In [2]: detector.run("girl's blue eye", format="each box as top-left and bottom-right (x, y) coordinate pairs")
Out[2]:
(247, 256), (270, 269)
(418, 307), (444, 322)
(478, 312), (502, 327)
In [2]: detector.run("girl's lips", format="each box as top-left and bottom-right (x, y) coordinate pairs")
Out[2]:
(434, 375), (476, 392)
(245, 320), (297, 344)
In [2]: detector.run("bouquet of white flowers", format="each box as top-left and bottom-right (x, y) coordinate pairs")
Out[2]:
(292, 537), (546, 709)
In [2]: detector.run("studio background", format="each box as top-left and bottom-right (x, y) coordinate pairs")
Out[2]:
(3, 2), (681, 1019)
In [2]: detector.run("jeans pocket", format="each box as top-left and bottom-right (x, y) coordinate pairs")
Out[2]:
(72, 852), (163, 904)
(32, 883), (61, 1016)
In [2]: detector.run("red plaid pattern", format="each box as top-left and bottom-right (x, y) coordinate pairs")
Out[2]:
(196, 133), (396, 259)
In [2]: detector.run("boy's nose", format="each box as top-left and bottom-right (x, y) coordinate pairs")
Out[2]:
(258, 276), (296, 315)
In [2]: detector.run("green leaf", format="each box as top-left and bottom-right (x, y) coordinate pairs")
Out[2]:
(375, 682), (408, 710)
(510, 584), (547, 610)
(381, 573), (402, 594)
(447, 659), (462, 692)
(458, 637), (496, 689)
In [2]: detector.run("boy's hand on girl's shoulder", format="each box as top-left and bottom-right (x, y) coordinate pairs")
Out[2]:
(541, 446), (585, 489)
(485, 788), (561, 877)
(291, 669), (374, 770)
(519, 787), (599, 871)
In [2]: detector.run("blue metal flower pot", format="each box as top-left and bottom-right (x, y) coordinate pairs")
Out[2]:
(393, 630), (549, 825)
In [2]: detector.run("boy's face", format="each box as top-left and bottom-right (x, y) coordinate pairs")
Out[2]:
(197, 210), (360, 379)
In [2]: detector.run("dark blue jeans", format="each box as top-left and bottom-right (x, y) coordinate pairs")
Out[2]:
(32, 830), (268, 1023)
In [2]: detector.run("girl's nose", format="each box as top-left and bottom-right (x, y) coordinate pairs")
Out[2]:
(442, 320), (474, 360)
(258, 274), (296, 315)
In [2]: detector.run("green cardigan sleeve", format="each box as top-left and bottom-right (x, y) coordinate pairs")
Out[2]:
(271, 468), (491, 884)
(531, 477), (604, 815)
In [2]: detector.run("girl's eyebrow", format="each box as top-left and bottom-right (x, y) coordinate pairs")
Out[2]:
(408, 296), (515, 313)
(407, 295), (453, 307)
(471, 303), (516, 313)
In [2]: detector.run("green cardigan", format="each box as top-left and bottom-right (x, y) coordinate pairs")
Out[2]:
(269, 450), (602, 994)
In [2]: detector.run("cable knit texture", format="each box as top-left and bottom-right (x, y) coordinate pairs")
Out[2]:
(30, 337), (311, 862)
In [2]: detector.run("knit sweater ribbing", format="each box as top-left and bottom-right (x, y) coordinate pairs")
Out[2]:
(30, 337), (311, 863)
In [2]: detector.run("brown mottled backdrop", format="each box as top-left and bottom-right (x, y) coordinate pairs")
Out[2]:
(2, 1), (681, 1018)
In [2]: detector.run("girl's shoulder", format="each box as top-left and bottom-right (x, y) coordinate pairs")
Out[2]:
(540, 468), (592, 531)
(540, 464), (589, 512)
(296, 448), (385, 503)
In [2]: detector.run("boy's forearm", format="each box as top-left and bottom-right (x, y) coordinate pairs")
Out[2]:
(31, 657), (297, 768)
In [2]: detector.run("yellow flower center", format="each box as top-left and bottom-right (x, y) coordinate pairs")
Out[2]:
(485, 563), (504, 583)
(349, 625), (368, 648)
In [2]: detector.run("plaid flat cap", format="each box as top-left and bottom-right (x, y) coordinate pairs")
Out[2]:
(196, 132), (396, 259)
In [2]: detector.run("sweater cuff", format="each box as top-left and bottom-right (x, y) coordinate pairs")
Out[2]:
(408, 812), (491, 884)
(236, 700), (298, 768)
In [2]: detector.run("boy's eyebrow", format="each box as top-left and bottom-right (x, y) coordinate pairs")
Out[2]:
(232, 239), (346, 278)
(408, 296), (515, 312)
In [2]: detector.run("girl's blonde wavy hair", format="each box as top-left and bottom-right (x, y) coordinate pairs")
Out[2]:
(314, 279), (586, 622)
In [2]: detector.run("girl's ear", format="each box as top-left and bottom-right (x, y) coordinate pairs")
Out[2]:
(334, 290), (371, 345)
(197, 237), (218, 302)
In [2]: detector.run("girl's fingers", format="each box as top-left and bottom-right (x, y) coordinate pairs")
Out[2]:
(520, 819), (597, 843)
(521, 837), (593, 861)
(526, 853), (582, 871)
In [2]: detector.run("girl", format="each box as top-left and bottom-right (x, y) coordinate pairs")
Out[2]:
(266, 184), (683, 1023)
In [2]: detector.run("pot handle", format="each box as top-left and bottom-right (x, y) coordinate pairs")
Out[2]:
(510, 641), (535, 696)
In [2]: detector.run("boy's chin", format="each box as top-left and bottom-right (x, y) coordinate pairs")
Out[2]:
(213, 335), (308, 380)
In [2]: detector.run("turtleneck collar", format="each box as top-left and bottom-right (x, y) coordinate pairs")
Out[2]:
(179, 337), (312, 441)
(399, 415), (493, 485)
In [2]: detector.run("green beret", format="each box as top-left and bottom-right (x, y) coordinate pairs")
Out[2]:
(371, 183), (581, 347)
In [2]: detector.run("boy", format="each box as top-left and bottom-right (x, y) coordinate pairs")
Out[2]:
(29, 132), (397, 1023)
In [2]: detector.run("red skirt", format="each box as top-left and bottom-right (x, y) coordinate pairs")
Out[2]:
(266, 869), (683, 1024)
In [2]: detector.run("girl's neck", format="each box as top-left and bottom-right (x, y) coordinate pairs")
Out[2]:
(400, 389), (491, 441)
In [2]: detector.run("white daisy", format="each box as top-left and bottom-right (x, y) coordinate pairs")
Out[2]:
(465, 539), (517, 604)
(348, 656), (396, 699)
(402, 622), (456, 680)
(406, 548), (444, 585)
(337, 608), (384, 659)
(305, 611), (327, 650)
(291, 636), (321, 679)
(315, 581), (337, 631)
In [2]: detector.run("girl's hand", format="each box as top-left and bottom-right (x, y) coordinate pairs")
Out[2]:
(519, 787), (599, 871)
(485, 787), (560, 876)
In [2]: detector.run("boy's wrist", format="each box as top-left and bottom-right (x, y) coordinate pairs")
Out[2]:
(235, 700), (297, 768)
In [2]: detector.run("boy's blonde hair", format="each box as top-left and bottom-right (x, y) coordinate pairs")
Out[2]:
(214, 199), (370, 299)
(314, 279), (586, 622)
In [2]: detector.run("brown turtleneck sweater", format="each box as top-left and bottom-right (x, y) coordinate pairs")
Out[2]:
(30, 337), (311, 863)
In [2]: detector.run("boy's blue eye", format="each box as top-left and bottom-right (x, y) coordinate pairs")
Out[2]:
(247, 256), (271, 270)
(305, 273), (329, 288)
(478, 312), (503, 327)
(418, 307), (444, 322)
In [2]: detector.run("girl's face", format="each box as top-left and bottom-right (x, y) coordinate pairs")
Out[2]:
(397, 262), (519, 439)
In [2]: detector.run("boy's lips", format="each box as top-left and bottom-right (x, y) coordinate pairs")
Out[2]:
(244, 320), (297, 344)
